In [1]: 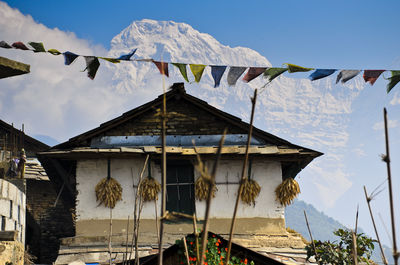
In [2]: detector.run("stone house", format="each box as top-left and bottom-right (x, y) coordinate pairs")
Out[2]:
(38, 83), (322, 263)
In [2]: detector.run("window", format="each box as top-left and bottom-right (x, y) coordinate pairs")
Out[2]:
(1, 216), (5, 231)
(9, 200), (13, 219)
(166, 161), (195, 215)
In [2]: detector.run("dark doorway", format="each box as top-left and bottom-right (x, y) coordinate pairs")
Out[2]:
(166, 161), (195, 215)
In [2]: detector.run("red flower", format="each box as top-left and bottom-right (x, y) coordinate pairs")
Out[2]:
(216, 242), (219, 246)
(244, 258), (248, 264)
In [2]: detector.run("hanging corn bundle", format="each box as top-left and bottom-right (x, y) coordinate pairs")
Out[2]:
(240, 179), (261, 206)
(274, 177), (300, 206)
(194, 153), (217, 201)
(139, 159), (161, 202)
(95, 159), (123, 209)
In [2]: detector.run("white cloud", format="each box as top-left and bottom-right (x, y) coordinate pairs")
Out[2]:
(372, 119), (399, 131)
(390, 91), (400, 105)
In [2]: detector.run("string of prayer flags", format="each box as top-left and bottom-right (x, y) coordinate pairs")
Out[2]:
(83, 56), (100, 80)
(28, 42), (46, 53)
(336, 70), (360, 84)
(190, 64), (206, 82)
(263, 67), (287, 82)
(285, 63), (314, 73)
(0, 41), (12, 49)
(211, 65), (227, 87)
(386, 71), (400, 93)
(12, 42), (29, 50)
(47, 49), (62, 55)
(63, 51), (80, 65)
(309, 69), (336, 81)
(243, 67), (267, 83)
(99, 57), (121, 63)
(117, 48), (137, 60)
(363, 70), (385, 85)
(153, 61), (169, 77)
(227, 66), (247, 86)
(172, 63), (189, 82)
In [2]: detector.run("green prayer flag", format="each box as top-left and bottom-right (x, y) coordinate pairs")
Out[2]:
(263, 67), (287, 82)
(47, 49), (62, 55)
(172, 63), (189, 82)
(387, 71), (400, 93)
(285, 63), (314, 73)
(28, 42), (46, 52)
(99, 57), (121, 64)
(190, 64), (206, 83)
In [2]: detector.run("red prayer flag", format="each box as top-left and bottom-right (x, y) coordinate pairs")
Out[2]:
(363, 70), (385, 85)
(12, 42), (30, 50)
(243, 67), (267, 83)
(153, 61), (169, 77)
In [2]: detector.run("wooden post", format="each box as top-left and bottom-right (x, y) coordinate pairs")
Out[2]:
(199, 130), (226, 265)
(158, 68), (167, 265)
(193, 214), (200, 264)
(383, 108), (398, 265)
(183, 237), (191, 265)
(363, 186), (388, 265)
(123, 215), (130, 265)
(226, 89), (258, 264)
(355, 204), (359, 235)
(304, 210), (320, 265)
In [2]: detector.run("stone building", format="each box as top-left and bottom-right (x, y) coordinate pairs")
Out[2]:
(38, 83), (322, 263)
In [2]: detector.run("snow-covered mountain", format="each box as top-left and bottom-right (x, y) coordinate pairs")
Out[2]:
(105, 19), (365, 208)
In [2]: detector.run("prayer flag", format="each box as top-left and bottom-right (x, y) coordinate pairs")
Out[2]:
(336, 70), (360, 84)
(28, 42), (46, 53)
(227, 66), (247, 86)
(363, 70), (385, 85)
(172, 63), (189, 82)
(309, 69), (336, 81)
(190, 64), (206, 83)
(285, 63), (314, 73)
(0, 41), (12, 49)
(99, 57), (120, 63)
(63, 51), (79, 65)
(153, 61), (169, 77)
(117, 48), (137, 60)
(387, 71), (400, 93)
(12, 42), (29, 50)
(47, 49), (62, 55)
(263, 67), (287, 82)
(243, 67), (267, 83)
(83, 56), (100, 80)
(211, 65), (227, 87)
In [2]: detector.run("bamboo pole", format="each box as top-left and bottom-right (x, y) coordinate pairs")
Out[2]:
(226, 89), (258, 264)
(304, 210), (320, 265)
(199, 130), (226, 265)
(383, 108), (399, 265)
(123, 215), (130, 265)
(193, 214), (200, 264)
(183, 237), (191, 265)
(355, 204), (359, 235)
(109, 208), (113, 265)
(363, 186), (388, 265)
(158, 66), (167, 265)
(352, 231), (358, 265)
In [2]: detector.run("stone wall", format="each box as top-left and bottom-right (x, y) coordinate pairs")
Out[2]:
(26, 179), (75, 264)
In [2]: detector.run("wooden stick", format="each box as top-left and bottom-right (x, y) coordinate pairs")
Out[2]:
(304, 210), (320, 265)
(155, 199), (160, 246)
(352, 230), (358, 265)
(355, 204), (359, 235)
(364, 186), (388, 265)
(193, 213), (200, 265)
(129, 155), (149, 262)
(123, 215), (130, 265)
(199, 130), (226, 265)
(383, 108), (399, 265)
(109, 208), (113, 265)
(158, 68), (167, 265)
(183, 237), (191, 265)
(135, 198), (145, 265)
(226, 89), (258, 264)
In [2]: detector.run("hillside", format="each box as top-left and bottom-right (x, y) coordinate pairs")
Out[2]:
(286, 200), (393, 264)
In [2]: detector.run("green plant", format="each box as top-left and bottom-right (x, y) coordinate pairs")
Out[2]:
(177, 234), (254, 265)
(305, 228), (376, 265)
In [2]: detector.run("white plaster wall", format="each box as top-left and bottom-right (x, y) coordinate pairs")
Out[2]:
(0, 179), (26, 243)
(76, 157), (283, 221)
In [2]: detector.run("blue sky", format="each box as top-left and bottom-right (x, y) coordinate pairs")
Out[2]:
(2, 0), (400, 249)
